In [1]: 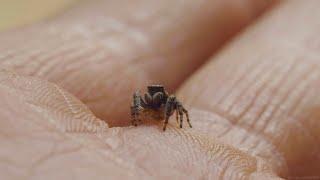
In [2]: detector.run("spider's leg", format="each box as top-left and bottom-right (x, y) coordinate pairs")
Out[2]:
(163, 96), (175, 131)
(177, 102), (184, 128)
(176, 100), (192, 129)
(131, 91), (143, 126)
(182, 107), (192, 128)
(175, 109), (179, 125)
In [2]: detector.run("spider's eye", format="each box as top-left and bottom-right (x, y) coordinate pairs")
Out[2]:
(145, 93), (152, 104)
(153, 92), (163, 105)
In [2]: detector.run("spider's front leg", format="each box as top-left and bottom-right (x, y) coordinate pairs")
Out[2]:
(131, 91), (143, 126)
(177, 102), (192, 128)
(163, 95), (176, 131)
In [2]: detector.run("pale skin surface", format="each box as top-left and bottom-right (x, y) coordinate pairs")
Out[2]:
(0, 0), (319, 179)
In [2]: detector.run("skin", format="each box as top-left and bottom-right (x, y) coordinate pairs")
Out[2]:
(0, 0), (319, 179)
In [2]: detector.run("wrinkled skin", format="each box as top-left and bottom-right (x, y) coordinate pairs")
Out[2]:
(0, 0), (320, 179)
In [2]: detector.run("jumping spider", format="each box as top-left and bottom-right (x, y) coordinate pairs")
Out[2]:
(131, 85), (192, 131)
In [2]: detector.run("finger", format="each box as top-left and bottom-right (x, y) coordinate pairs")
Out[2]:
(0, 0), (276, 126)
(178, 0), (320, 178)
(0, 71), (282, 179)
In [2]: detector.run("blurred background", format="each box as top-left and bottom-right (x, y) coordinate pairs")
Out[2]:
(0, 0), (78, 31)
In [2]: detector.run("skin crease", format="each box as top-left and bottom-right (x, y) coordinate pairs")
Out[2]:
(0, 0), (319, 180)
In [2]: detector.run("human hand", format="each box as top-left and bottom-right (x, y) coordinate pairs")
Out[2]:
(0, 0), (319, 179)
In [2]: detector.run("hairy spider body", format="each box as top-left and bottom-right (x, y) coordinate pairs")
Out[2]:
(131, 85), (192, 131)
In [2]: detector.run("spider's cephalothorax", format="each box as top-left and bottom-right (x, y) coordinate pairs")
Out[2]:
(131, 85), (192, 131)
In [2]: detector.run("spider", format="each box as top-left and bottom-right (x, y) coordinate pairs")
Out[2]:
(130, 85), (192, 131)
